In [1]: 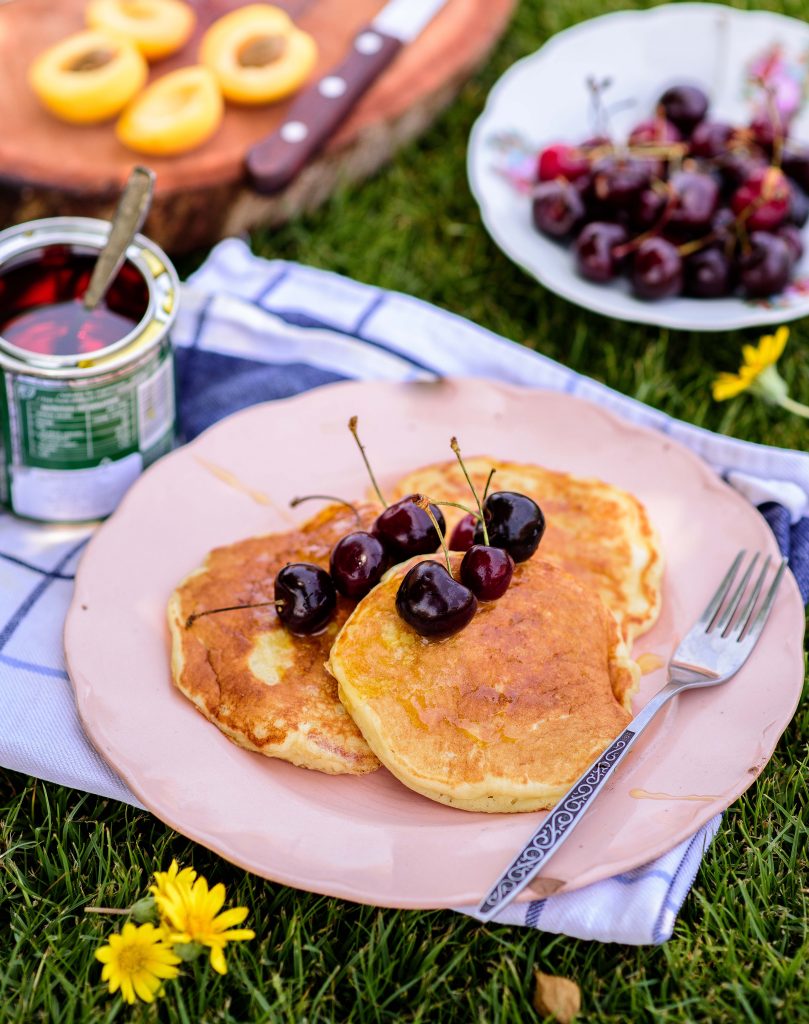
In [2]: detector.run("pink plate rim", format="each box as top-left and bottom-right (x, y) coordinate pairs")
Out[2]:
(64, 378), (806, 908)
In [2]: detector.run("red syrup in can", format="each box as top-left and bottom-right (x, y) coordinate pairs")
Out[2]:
(0, 245), (149, 358)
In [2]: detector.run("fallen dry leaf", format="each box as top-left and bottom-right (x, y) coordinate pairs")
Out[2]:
(532, 970), (581, 1023)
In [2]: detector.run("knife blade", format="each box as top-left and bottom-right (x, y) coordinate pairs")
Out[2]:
(246, 0), (450, 194)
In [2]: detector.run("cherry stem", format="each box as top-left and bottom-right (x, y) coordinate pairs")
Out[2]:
(677, 232), (717, 257)
(433, 499), (482, 519)
(587, 74), (612, 139)
(613, 182), (676, 261)
(450, 437), (489, 546)
(415, 494), (452, 575)
(678, 179), (783, 259)
(481, 468), (496, 503)
(625, 142), (689, 160)
(576, 141), (688, 165)
(290, 494), (361, 523)
(186, 601), (282, 628)
(348, 416), (387, 508)
(759, 79), (784, 168)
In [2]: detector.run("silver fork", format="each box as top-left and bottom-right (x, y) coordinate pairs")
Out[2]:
(476, 550), (788, 922)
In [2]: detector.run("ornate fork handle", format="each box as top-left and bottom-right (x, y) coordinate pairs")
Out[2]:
(476, 676), (702, 920)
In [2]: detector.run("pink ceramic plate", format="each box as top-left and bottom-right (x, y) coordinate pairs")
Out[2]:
(64, 380), (805, 908)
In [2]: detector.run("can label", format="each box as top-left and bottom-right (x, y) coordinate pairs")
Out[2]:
(1, 344), (175, 520)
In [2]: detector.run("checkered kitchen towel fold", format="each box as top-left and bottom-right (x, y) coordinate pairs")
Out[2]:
(1, 238), (806, 944)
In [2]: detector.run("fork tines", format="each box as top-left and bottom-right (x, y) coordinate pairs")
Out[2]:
(703, 550), (788, 642)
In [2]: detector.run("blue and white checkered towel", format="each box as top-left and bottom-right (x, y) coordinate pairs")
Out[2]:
(2, 238), (806, 944)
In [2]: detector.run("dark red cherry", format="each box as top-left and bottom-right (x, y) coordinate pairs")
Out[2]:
(591, 156), (652, 207)
(460, 545), (514, 601)
(631, 238), (683, 300)
(537, 143), (590, 182)
(710, 206), (738, 248)
(532, 180), (584, 238)
(738, 232), (792, 298)
(474, 491), (545, 563)
(731, 167), (790, 231)
(716, 150), (767, 194)
(658, 84), (709, 135)
(395, 561), (477, 638)
(782, 144), (809, 193)
(775, 224), (804, 265)
(329, 531), (387, 600)
(787, 181), (809, 228)
(372, 495), (445, 562)
(449, 513), (477, 551)
(684, 247), (734, 298)
(689, 120), (734, 158)
(581, 134), (611, 150)
(749, 110), (790, 152)
(630, 188), (669, 230)
(669, 170), (719, 230)
(628, 117), (681, 146)
(574, 222), (628, 283)
(274, 563), (336, 635)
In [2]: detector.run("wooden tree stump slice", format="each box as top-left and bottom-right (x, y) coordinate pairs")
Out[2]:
(0, 0), (516, 252)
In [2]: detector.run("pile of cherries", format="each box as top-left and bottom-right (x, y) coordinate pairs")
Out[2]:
(276, 484), (545, 640)
(188, 423), (547, 640)
(274, 492), (448, 635)
(394, 487), (545, 637)
(532, 83), (809, 300)
(275, 428), (546, 639)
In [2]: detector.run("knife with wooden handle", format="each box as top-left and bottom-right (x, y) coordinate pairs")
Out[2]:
(246, 0), (450, 195)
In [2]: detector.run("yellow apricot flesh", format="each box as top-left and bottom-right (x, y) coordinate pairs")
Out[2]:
(28, 30), (148, 124)
(116, 65), (223, 154)
(86, 0), (196, 61)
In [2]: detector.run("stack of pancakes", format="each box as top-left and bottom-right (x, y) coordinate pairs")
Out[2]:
(168, 458), (663, 812)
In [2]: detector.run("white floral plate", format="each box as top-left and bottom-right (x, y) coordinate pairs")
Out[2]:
(467, 3), (809, 331)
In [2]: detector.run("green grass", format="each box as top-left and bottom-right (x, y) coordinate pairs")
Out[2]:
(3, 0), (809, 1019)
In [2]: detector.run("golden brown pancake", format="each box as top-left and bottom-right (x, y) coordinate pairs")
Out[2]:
(389, 458), (663, 642)
(167, 503), (381, 775)
(330, 555), (640, 812)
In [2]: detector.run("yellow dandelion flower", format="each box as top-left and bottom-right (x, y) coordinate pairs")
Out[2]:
(712, 370), (754, 401)
(712, 326), (789, 402)
(740, 325), (789, 376)
(150, 859), (197, 903)
(95, 921), (181, 1004)
(157, 874), (255, 975)
(711, 325), (809, 421)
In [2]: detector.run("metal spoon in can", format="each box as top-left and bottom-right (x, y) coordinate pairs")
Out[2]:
(83, 165), (155, 311)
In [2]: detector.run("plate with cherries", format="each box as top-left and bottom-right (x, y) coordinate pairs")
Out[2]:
(467, 2), (809, 331)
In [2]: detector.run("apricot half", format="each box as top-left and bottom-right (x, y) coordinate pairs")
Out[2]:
(28, 30), (148, 124)
(200, 4), (317, 105)
(86, 0), (196, 61)
(116, 65), (223, 155)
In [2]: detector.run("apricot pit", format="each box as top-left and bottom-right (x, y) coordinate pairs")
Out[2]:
(200, 4), (317, 105)
(28, 30), (148, 124)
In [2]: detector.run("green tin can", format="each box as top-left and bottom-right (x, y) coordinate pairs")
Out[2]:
(0, 216), (179, 522)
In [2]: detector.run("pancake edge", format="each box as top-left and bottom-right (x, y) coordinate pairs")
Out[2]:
(330, 574), (641, 813)
(167, 570), (380, 777)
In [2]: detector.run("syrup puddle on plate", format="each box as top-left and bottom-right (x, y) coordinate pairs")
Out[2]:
(637, 652), (666, 675)
(195, 456), (294, 521)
